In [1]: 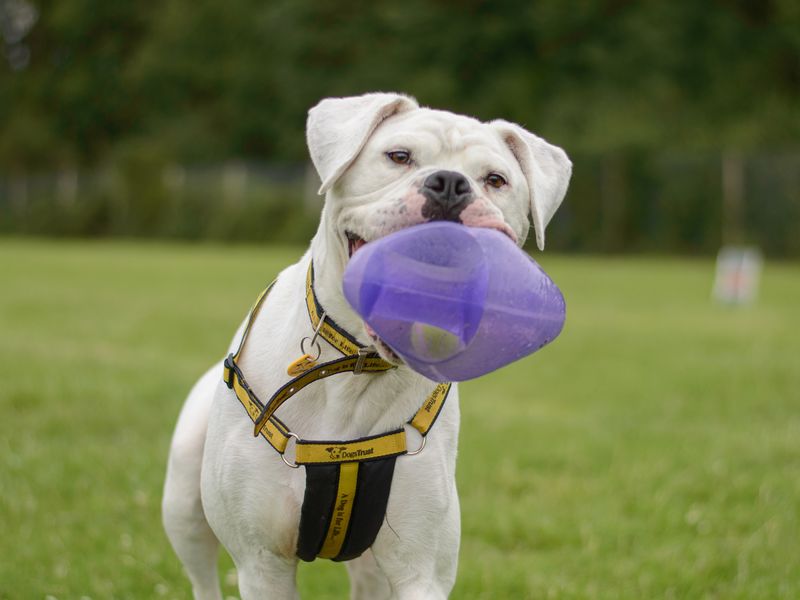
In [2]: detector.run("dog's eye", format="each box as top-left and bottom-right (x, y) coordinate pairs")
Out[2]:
(485, 173), (508, 189)
(386, 150), (412, 165)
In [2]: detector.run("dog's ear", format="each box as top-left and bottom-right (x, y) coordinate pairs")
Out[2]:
(307, 93), (419, 195)
(491, 120), (572, 250)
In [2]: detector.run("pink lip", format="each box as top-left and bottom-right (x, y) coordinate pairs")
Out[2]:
(458, 203), (518, 244)
(482, 221), (517, 244)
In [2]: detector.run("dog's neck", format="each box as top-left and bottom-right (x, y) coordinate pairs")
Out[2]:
(308, 208), (371, 346)
(260, 209), (439, 437)
(232, 201), (447, 443)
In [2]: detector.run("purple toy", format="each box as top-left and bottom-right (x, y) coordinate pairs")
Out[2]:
(342, 222), (566, 382)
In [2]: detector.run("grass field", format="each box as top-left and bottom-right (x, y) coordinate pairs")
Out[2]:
(1, 238), (798, 599)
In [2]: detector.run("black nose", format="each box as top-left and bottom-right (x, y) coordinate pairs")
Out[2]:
(420, 170), (473, 222)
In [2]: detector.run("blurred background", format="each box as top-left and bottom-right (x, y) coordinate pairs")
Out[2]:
(1, 2), (799, 599)
(1, 0), (798, 254)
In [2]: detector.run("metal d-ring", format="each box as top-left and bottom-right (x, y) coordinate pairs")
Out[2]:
(405, 425), (427, 456)
(281, 432), (301, 469)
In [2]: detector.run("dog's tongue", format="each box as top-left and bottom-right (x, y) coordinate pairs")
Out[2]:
(348, 236), (368, 257)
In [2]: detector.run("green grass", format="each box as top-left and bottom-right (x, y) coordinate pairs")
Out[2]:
(1, 238), (798, 599)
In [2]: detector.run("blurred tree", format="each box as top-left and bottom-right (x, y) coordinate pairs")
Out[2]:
(1, 0), (798, 252)
(0, 0), (155, 166)
(2, 0), (798, 166)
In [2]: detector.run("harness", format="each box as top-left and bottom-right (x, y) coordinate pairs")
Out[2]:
(222, 261), (451, 562)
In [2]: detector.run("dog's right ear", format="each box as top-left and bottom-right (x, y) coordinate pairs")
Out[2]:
(307, 93), (419, 195)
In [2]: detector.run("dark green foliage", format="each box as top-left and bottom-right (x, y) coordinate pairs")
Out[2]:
(1, 1), (799, 252)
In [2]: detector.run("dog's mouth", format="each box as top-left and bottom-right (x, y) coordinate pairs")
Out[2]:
(346, 230), (368, 258)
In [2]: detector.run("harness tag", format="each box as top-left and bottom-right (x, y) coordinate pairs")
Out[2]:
(287, 353), (317, 376)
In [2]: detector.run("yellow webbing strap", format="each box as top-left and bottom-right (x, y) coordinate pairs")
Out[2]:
(296, 430), (407, 465)
(317, 462), (360, 559)
(222, 261), (453, 466)
(226, 355), (451, 465)
(230, 364), (293, 454)
(252, 354), (394, 437)
(293, 383), (450, 465)
(410, 382), (451, 436)
(305, 263), (392, 370)
(222, 281), (275, 388)
(234, 283), (274, 361)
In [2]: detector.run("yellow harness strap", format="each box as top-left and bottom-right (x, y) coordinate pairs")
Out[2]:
(305, 263), (366, 357)
(222, 262), (451, 465)
(221, 261), (451, 562)
(252, 354), (394, 437)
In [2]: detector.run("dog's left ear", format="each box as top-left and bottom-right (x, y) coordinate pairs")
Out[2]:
(307, 92), (419, 195)
(491, 120), (572, 250)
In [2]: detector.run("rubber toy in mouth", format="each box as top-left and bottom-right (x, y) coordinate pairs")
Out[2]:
(342, 221), (566, 382)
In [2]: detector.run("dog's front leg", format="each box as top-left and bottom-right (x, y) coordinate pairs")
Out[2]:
(201, 390), (304, 600)
(373, 484), (460, 599)
(346, 550), (393, 599)
(203, 469), (302, 600)
(368, 444), (462, 600)
(235, 555), (300, 600)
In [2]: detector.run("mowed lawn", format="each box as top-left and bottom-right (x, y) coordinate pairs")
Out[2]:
(1, 238), (798, 600)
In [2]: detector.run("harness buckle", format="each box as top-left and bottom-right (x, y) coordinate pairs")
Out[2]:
(223, 354), (236, 389)
(353, 346), (374, 375)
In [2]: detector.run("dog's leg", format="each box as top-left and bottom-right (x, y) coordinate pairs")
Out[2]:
(163, 364), (224, 600)
(369, 458), (461, 600)
(372, 500), (460, 600)
(346, 549), (392, 600)
(374, 508), (460, 600)
(235, 555), (299, 600)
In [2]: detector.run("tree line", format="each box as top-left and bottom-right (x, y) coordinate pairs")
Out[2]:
(1, 0), (798, 254)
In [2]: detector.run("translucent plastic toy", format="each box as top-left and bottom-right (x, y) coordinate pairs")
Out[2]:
(342, 221), (566, 382)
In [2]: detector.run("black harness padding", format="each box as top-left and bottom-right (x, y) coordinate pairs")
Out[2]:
(336, 457), (397, 560)
(296, 464), (341, 562)
(297, 456), (398, 562)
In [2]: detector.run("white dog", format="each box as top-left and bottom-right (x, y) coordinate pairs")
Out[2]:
(162, 92), (571, 600)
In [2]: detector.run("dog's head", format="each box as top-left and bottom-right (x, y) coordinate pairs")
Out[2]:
(306, 92), (571, 361)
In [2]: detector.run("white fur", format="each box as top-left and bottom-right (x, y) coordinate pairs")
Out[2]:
(489, 120), (572, 250)
(308, 93), (419, 195)
(163, 93), (571, 599)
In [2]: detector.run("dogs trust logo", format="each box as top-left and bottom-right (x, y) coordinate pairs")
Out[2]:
(325, 446), (375, 460)
(326, 446), (348, 460)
